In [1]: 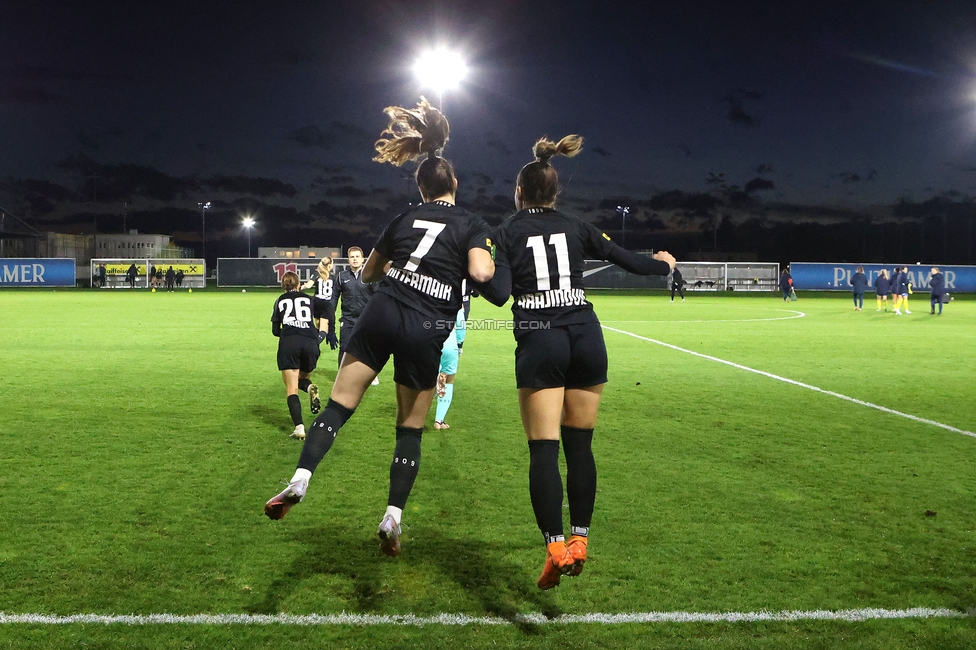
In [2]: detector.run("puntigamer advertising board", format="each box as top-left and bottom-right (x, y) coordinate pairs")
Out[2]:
(790, 262), (976, 293)
(0, 258), (76, 287)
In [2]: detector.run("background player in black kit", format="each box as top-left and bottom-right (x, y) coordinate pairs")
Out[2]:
(670, 265), (686, 302)
(271, 271), (322, 440)
(477, 135), (676, 590)
(303, 257), (338, 351)
(335, 246), (378, 384)
(265, 98), (494, 559)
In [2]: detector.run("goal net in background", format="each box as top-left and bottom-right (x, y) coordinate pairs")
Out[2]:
(673, 262), (780, 292)
(90, 259), (206, 289)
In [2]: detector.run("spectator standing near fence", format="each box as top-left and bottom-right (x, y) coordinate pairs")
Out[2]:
(779, 267), (793, 301)
(893, 266), (911, 315)
(165, 266), (176, 292)
(126, 263), (138, 288)
(874, 269), (890, 311)
(929, 267), (946, 314)
(851, 266), (867, 311)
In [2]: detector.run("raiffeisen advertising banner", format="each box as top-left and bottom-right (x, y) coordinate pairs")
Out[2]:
(0, 258), (76, 287)
(790, 262), (976, 292)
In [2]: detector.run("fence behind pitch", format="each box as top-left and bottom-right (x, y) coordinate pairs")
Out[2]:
(91, 258), (206, 289)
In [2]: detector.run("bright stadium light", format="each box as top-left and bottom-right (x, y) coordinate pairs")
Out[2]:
(413, 48), (467, 110)
(242, 216), (256, 258)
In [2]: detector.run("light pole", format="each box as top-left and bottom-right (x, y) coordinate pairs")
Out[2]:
(617, 205), (630, 248)
(413, 48), (467, 112)
(242, 216), (255, 258)
(197, 201), (211, 261)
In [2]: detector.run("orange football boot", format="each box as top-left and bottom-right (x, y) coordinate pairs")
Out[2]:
(566, 535), (588, 577)
(536, 541), (574, 590)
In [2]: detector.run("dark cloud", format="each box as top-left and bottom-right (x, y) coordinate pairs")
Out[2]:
(470, 172), (495, 186)
(744, 177), (775, 193)
(201, 175), (298, 198)
(288, 125), (332, 149)
(486, 132), (512, 156)
(755, 163), (775, 174)
(287, 122), (369, 150)
(591, 147), (611, 157)
(836, 170), (876, 184)
(724, 94), (757, 126)
(325, 186), (368, 198)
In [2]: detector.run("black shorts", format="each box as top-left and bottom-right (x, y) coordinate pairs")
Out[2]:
(312, 296), (335, 321)
(515, 321), (608, 389)
(277, 335), (321, 373)
(344, 292), (451, 390)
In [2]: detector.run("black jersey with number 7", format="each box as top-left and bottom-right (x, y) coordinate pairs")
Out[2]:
(373, 200), (491, 321)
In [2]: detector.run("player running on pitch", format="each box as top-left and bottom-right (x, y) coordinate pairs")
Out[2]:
(477, 135), (675, 589)
(264, 97), (494, 559)
(271, 271), (322, 440)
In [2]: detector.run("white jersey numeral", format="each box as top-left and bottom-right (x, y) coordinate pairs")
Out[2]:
(526, 233), (571, 291)
(404, 219), (447, 272)
(280, 296), (312, 322)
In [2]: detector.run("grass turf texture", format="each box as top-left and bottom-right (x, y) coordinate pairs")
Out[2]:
(0, 288), (974, 649)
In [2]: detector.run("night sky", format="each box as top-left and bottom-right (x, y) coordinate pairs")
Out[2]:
(5, 1), (976, 263)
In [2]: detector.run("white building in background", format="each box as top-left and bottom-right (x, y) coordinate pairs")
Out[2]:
(257, 245), (340, 259)
(95, 232), (189, 258)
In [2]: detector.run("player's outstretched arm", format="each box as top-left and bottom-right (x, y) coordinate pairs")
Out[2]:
(605, 244), (675, 276)
(362, 250), (391, 283)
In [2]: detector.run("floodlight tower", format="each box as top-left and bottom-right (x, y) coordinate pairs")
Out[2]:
(413, 48), (467, 112)
(198, 201), (212, 262)
(242, 216), (256, 257)
(617, 205), (631, 248)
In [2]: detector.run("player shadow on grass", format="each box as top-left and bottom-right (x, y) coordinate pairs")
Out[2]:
(249, 404), (291, 434)
(246, 523), (387, 614)
(410, 531), (563, 633)
(246, 523), (561, 633)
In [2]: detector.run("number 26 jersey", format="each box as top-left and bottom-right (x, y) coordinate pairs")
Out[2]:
(271, 290), (318, 339)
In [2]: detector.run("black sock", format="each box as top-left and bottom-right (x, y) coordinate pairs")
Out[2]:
(287, 394), (303, 426)
(528, 439), (564, 544)
(298, 378), (312, 392)
(297, 399), (355, 473)
(388, 427), (423, 509)
(562, 426), (596, 535)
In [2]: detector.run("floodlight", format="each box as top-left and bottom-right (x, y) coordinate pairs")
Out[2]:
(413, 48), (467, 97)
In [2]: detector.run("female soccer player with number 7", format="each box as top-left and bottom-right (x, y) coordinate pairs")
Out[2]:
(264, 98), (494, 560)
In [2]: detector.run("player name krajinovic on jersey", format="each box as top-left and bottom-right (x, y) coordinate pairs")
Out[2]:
(373, 200), (492, 321)
(516, 287), (587, 310)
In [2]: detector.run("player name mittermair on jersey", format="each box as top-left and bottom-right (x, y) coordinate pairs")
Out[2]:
(385, 266), (453, 301)
(516, 288), (587, 310)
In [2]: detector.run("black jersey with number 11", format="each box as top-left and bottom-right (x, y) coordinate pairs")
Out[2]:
(373, 200), (491, 321)
(492, 207), (671, 329)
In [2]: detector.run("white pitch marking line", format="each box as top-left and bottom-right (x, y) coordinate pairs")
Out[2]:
(603, 326), (976, 439)
(0, 608), (972, 626)
(605, 309), (806, 324)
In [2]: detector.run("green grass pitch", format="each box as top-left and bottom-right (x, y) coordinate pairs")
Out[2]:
(1, 288), (974, 649)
